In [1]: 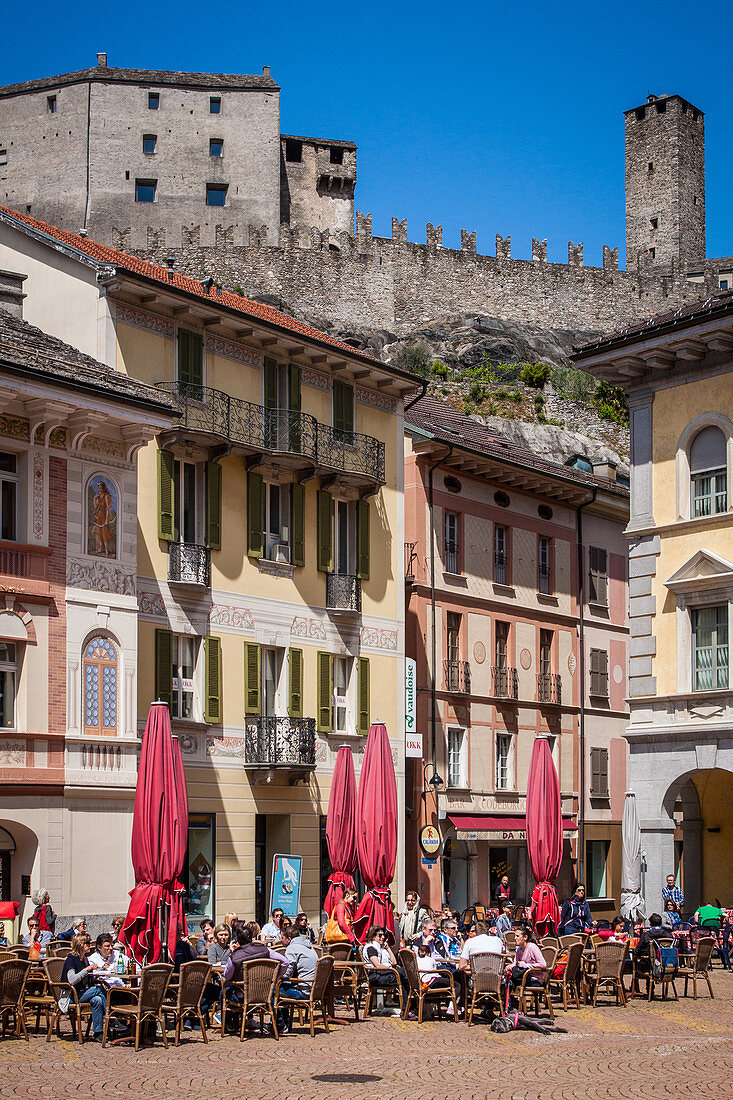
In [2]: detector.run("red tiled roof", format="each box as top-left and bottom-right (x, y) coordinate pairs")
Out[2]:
(0, 207), (419, 381)
(574, 289), (733, 358)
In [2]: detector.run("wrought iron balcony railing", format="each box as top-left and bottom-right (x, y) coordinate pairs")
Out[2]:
(244, 716), (316, 768)
(444, 659), (471, 694)
(494, 552), (507, 585)
(404, 541), (417, 583)
(492, 665), (518, 700)
(537, 672), (562, 705)
(157, 382), (385, 486)
(326, 572), (362, 613)
(169, 542), (211, 586)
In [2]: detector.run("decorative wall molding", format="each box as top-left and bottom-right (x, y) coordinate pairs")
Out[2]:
(83, 435), (125, 458)
(257, 559), (295, 580)
(0, 738), (26, 766)
(138, 590), (166, 617)
(360, 625), (398, 651)
(67, 557), (136, 596)
(291, 616), (327, 640)
(210, 603), (255, 630)
(33, 452), (44, 539)
(356, 386), (397, 413)
(301, 367), (330, 391)
(205, 332), (262, 368)
(207, 733), (244, 759)
(115, 303), (174, 338)
(0, 414), (30, 442)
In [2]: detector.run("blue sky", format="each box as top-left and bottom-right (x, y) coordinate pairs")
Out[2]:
(5, 1), (731, 267)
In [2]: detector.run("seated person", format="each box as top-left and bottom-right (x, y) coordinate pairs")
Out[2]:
(438, 917), (464, 960)
(416, 943), (451, 989)
(62, 934), (107, 1042)
(278, 925), (315, 1017)
(633, 913), (672, 973)
(173, 923), (197, 970)
(693, 903), (725, 929)
(110, 916), (125, 948)
(457, 920), (503, 973)
(662, 901), (681, 930)
(57, 917), (88, 943)
(0, 921), (7, 948)
(507, 927), (547, 988)
(294, 912), (317, 944)
(559, 885), (592, 935)
(87, 932), (136, 987)
(363, 925), (409, 1003)
(414, 917), (456, 969)
(495, 900), (514, 942)
(207, 923), (232, 966)
(261, 908), (284, 942)
(196, 917), (216, 956)
(23, 915), (52, 955)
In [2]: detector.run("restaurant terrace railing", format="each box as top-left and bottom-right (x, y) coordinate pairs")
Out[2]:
(157, 382), (385, 486)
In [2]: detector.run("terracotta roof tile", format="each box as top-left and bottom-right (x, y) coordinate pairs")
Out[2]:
(0, 208), (418, 382)
(574, 289), (733, 358)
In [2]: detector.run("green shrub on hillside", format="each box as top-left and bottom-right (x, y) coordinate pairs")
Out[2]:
(549, 365), (596, 403)
(520, 362), (551, 389)
(592, 381), (629, 426)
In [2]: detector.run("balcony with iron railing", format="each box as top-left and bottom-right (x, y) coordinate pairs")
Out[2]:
(444, 659), (471, 694)
(537, 672), (562, 705)
(168, 541), (211, 586)
(326, 572), (362, 614)
(157, 382), (385, 489)
(492, 666), (518, 700)
(494, 552), (507, 585)
(243, 716), (316, 769)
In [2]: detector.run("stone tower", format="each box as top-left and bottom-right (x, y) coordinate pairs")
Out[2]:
(625, 93), (705, 273)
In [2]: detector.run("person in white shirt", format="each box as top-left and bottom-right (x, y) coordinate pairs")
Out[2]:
(363, 925), (410, 1007)
(261, 908), (284, 942)
(457, 921), (504, 973)
(416, 944), (450, 988)
(88, 932), (138, 988)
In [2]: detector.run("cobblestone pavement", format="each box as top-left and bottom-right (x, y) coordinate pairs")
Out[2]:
(3, 972), (733, 1099)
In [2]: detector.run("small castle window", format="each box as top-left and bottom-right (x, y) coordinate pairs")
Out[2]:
(209, 138), (223, 158)
(635, 106), (645, 121)
(209, 96), (221, 114)
(148, 92), (159, 110)
(648, 161), (654, 172)
(655, 101), (666, 114)
(135, 178), (157, 203)
(143, 134), (157, 155)
(720, 280), (729, 290)
(693, 195), (698, 205)
(206, 183), (228, 207)
(650, 217), (658, 230)
(649, 247), (656, 259)
(47, 95), (57, 114)
(330, 146), (344, 165)
(0, 150), (6, 166)
(285, 139), (302, 163)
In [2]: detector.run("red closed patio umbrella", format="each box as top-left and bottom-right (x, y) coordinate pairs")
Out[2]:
(323, 745), (357, 917)
(120, 701), (188, 963)
(526, 733), (564, 936)
(352, 723), (398, 944)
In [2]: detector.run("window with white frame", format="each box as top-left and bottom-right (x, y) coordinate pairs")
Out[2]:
(692, 604), (729, 691)
(444, 511), (459, 573)
(263, 481), (290, 562)
(495, 731), (513, 790)
(0, 642), (17, 728)
(494, 525), (507, 584)
(0, 453), (18, 542)
(172, 635), (198, 719)
(333, 656), (352, 733)
(690, 425), (727, 517)
(588, 546), (608, 605)
(447, 726), (467, 788)
(538, 536), (552, 594)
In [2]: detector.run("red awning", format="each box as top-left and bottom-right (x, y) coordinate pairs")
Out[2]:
(448, 814), (577, 832)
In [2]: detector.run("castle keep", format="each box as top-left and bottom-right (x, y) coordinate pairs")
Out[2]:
(0, 58), (730, 335)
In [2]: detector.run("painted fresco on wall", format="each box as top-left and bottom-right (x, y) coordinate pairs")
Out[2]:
(87, 477), (118, 558)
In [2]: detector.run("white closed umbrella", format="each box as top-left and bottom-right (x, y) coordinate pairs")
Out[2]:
(620, 790), (646, 922)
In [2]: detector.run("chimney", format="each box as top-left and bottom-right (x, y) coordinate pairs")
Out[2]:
(0, 269), (28, 319)
(97, 52), (108, 69)
(263, 65), (271, 79)
(592, 458), (617, 481)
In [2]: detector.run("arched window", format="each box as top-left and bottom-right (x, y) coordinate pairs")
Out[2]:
(690, 426), (727, 517)
(83, 636), (118, 736)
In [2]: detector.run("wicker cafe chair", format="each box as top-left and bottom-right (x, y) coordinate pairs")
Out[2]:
(548, 940), (584, 1010)
(43, 957), (93, 1044)
(502, 931), (517, 953)
(22, 960), (55, 1033)
(0, 951), (13, 963)
(48, 943), (71, 958)
(591, 941), (628, 1006)
(222, 958), (281, 1041)
(326, 942), (360, 1020)
(399, 948), (458, 1024)
(517, 946), (557, 1020)
(0, 957), (32, 1039)
(102, 962), (173, 1050)
(277, 954), (334, 1037)
(678, 936), (715, 999)
(161, 960), (211, 1045)
(9, 945), (29, 959)
(540, 936), (560, 952)
(466, 952), (504, 1026)
(559, 934), (585, 949)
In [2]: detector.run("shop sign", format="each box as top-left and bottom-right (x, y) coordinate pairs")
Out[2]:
(270, 853), (302, 917)
(456, 829), (528, 841)
(419, 824), (441, 857)
(406, 732), (423, 758)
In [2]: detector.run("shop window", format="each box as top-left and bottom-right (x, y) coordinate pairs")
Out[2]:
(185, 814), (214, 921)
(586, 839), (609, 898)
(83, 636), (117, 736)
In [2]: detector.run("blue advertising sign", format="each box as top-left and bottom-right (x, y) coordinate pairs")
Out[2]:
(269, 853), (302, 917)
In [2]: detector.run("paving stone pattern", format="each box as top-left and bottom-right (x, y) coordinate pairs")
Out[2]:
(4, 972), (733, 1100)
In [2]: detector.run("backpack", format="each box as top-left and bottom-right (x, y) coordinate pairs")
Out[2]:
(652, 942), (678, 981)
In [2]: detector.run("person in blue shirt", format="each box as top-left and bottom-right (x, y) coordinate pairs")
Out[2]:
(661, 875), (684, 912)
(559, 885), (592, 935)
(495, 900), (514, 942)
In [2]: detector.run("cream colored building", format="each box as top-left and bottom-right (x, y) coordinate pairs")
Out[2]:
(0, 207), (420, 926)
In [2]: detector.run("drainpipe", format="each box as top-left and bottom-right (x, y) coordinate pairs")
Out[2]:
(576, 487), (597, 884)
(404, 376), (428, 412)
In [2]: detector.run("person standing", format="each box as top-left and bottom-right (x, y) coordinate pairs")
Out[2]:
(661, 874), (684, 913)
(31, 888), (56, 935)
(559, 885), (592, 935)
(494, 875), (512, 905)
(399, 892), (430, 944)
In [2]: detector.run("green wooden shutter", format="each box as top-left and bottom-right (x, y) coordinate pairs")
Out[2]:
(289, 647), (303, 718)
(177, 330), (190, 384)
(264, 356), (278, 409)
(317, 651), (332, 732)
(157, 449), (175, 541)
(247, 470), (264, 558)
(356, 499), (370, 580)
(178, 330), (203, 388)
(206, 461), (222, 551)
(204, 635), (222, 724)
(244, 642), (261, 715)
(317, 489), (333, 573)
(333, 380), (354, 434)
(357, 656), (370, 734)
(291, 482), (305, 568)
(288, 363), (302, 453)
(155, 629), (173, 707)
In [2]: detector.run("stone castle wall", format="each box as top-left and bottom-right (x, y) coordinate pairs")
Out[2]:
(128, 212), (722, 335)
